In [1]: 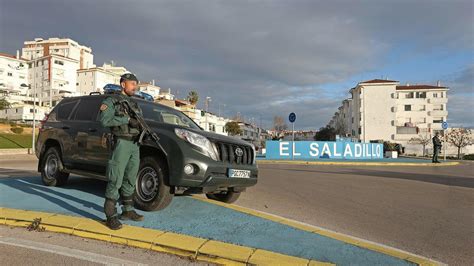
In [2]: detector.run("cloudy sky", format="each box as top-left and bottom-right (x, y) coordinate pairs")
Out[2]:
(1, 0), (473, 129)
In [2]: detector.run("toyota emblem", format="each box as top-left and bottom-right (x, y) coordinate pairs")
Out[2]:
(235, 147), (244, 157)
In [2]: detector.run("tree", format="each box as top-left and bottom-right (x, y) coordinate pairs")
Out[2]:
(409, 135), (431, 156)
(273, 116), (287, 132)
(225, 121), (242, 136)
(314, 126), (336, 141)
(446, 128), (473, 159)
(0, 98), (11, 111)
(187, 91), (199, 106)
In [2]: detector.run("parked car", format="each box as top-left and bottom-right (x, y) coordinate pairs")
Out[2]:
(35, 93), (258, 211)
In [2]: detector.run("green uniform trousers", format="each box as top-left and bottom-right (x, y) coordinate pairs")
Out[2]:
(105, 138), (140, 211)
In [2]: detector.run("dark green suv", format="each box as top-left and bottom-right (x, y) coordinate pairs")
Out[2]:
(35, 94), (258, 211)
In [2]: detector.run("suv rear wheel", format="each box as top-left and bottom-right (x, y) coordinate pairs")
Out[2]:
(41, 147), (69, 186)
(206, 190), (241, 203)
(134, 156), (174, 211)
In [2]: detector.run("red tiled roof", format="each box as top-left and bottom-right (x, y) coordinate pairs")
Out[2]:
(0, 52), (27, 61)
(396, 85), (447, 90)
(360, 79), (399, 84)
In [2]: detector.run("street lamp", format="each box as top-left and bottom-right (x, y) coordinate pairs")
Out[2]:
(205, 97), (212, 112)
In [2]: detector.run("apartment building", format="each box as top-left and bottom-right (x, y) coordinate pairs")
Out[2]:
(19, 38), (96, 107)
(27, 54), (79, 107)
(22, 37), (94, 69)
(328, 79), (448, 145)
(0, 53), (29, 104)
(76, 63), (127, 95)
(138, 81), (161, 99)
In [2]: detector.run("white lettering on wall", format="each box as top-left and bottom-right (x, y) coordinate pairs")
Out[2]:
(280, 142), (289, 156)
(309, 143), (319, 157)
(344, 144), (353, 157)
(292, 142), (301, 156)
(333, 143), (341, 157)
(355, 144), (362, 157)
(321, 143), (331, 157)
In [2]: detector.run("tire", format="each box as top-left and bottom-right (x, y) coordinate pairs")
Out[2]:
(206, 191), (241, 204)
(134, 156), (174, 211)
(40, 146), (69, 187)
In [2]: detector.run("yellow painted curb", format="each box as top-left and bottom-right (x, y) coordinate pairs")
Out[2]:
(192, 196), (441, 266)
(0, 207), (332, 265)
(257, 160), (459, 166)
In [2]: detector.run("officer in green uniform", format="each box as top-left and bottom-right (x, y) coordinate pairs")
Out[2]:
(100, 73), (144, 230)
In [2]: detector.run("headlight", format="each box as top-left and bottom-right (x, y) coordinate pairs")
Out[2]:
(175, 128), (219, 160)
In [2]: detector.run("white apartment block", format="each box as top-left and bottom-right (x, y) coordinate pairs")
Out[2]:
(328, 79), (448, 145)
(0, 53), (29, 104)
(0, 104), (48, 122)
(77, 66), (124, 96)
(22, 37), (94, 69)
(138, 81), (161, 99)
(27, 54), (79, 107)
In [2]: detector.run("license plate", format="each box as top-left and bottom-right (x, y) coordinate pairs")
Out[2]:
(228, 169), (251, 178)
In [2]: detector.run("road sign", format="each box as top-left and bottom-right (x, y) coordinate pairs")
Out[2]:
(442, 121), (448, 130)
(289, 112), (296, 123)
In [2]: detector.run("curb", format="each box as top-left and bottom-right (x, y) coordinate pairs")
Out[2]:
(0, 148), (31, 155)
(257, 160), (459, 167)
(0, 207), (333, 266)
(191, 196), (442, 266)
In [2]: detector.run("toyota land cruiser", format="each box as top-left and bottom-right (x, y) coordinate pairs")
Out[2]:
(35, 94), (258, 211)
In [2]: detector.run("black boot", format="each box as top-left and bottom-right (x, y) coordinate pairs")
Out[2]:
(119, 195), (144, 221)
(104, 198), (122, 230)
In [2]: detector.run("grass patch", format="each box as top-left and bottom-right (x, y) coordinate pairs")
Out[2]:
(0, 133), (36, 148)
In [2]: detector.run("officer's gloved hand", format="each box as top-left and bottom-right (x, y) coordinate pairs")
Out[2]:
(129, 118), (140, 128)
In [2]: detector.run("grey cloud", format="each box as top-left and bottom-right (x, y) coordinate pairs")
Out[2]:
(1, 0), (472, 129)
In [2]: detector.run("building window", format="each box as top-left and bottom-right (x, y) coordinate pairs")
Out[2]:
(7, 72), (12, 76)
(351, 117), (354, 123)
(433, 93), (438, 98)
(358, 127), (361, 134)
(433, 118), (443, 123)
(404, 105), (411, 111)
(440, 92), (444, 98)
(54, 60), (64, 66)
(416, 92), (426, 98)
(405, 92), (414, 99)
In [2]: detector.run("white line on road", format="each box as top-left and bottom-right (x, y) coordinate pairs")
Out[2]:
(0, 236), (144, 265)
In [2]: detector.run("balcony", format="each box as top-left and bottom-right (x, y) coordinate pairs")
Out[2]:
(428, 110), (448, 116)
(396, 126), (418, 135)
(428, 98), (447, 104)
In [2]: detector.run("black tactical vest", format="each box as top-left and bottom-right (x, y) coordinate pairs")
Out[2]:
(109, 95), (141, 138)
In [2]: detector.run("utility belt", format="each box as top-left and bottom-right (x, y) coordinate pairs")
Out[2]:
(105, 133), (139, 151)
(116, 135), (139, 142)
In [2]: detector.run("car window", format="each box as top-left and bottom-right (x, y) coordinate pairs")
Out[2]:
(72, 97), (102, 121)
(57, 100), (79, 120)
(139, 102), (200, 129)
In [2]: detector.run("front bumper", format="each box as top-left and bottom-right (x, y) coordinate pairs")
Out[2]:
(169, 151), (258, 191)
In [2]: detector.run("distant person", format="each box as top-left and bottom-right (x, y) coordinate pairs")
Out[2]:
(432, 133), (442, 163)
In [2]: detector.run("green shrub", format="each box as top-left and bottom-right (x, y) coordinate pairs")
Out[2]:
(10, 127), (24, 134)
(463, 154), (474, 160)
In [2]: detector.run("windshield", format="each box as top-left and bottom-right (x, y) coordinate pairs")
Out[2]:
(138, 101), (200, 130)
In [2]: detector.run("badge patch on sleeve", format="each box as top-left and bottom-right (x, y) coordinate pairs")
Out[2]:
(100, 104), (108, 111)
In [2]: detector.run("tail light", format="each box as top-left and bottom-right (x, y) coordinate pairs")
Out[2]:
(39, 113), (49, 132)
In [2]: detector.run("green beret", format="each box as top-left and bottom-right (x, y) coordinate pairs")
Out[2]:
(120, 73), (138, 83)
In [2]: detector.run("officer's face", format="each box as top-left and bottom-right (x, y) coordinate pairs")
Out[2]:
(121, 80), (138, 96)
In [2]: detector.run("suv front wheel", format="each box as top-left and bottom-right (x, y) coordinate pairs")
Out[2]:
(134, 156), (174, 211)
(41, 147), (70, 186)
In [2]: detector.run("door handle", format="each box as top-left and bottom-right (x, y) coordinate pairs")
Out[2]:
(88, 128), (97, 132)
(62, 126), (70, 130)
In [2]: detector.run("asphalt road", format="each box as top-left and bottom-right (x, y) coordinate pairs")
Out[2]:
(0, 226), (208, 265)
(239, 162), (474, 266)
(1, 154), (473, 265)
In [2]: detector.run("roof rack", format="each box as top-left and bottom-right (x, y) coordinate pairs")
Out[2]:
(102, 84), (154, 101)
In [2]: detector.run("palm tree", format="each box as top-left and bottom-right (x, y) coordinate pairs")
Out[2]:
(187, 91), (199, 106)
(0, 98), (11, 111)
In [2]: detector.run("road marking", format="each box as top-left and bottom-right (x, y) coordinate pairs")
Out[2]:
(192, 196), (444, 266)
(0, 236), (143, 265)
(258, 160), (459, 166)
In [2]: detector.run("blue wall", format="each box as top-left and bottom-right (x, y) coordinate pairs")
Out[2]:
(265, 141), (383, 160)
